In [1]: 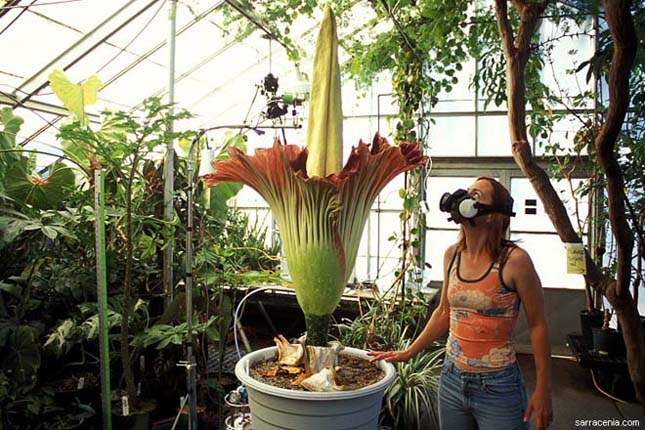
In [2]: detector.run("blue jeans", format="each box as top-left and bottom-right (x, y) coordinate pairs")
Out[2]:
(438, 355), (530, 430)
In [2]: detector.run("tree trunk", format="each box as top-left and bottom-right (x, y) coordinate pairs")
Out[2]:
(494, 0), (645, 405)
(595, 0), (644, 406)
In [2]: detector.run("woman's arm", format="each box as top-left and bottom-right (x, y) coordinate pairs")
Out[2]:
(505, 247), (553, 430)
(368, 244), (455, 363)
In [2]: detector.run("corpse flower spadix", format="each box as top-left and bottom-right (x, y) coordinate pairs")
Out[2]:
(203, 6), (427, 346)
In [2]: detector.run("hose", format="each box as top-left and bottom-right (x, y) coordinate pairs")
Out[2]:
(233, 286), (293, 359)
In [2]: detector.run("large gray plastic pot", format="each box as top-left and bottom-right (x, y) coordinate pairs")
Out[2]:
(235, 346), (396, 430)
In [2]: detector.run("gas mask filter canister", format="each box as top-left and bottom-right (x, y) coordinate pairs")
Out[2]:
(439, 188), (516, 225)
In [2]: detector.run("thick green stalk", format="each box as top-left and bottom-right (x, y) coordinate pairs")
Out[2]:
(305, 313), (332, 347)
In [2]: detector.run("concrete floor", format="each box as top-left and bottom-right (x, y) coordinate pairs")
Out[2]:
(516, 353), (643, 430)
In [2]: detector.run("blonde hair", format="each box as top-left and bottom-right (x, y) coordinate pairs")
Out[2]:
(456, 176), (513, 262)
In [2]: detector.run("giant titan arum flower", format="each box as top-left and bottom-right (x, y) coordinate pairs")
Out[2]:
(203, 6), (427, 346)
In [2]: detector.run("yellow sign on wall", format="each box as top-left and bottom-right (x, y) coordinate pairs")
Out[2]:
(565, 243), (587, 275)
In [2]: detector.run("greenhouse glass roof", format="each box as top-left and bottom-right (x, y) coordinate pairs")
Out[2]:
(0, 0), (356, 154)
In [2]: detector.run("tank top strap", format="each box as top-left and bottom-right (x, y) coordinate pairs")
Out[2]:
(447, 249), (459, 277)
(499, 243), (518, 271)
(497, 244), (518, 291)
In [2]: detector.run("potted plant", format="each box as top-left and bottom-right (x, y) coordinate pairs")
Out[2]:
(337, 296), (444, 429)
(592, 308), (626, 357)
(204, 6), (426, 429)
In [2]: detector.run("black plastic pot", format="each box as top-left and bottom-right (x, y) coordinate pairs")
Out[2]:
(592, 327), (626, 356)
(113, 412), (151, 430)
(580, 309), (604, 347)
(112, 400), (156, 430)
(46, 374), (100, 412)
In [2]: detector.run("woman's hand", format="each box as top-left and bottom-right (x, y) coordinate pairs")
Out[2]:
(367, 349), (412, 363)
(524, 388), (553, 430)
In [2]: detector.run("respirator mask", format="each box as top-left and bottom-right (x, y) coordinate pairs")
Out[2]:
(439, 188), (516, 225)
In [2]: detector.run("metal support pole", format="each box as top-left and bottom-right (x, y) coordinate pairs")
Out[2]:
(95, 170), (112, 430)
(164, 0), (177, 304)
(185, 132), (205, 430)
(257, 300), (278, 337)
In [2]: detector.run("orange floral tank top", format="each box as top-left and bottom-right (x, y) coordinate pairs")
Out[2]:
(446, 246), (521, 371)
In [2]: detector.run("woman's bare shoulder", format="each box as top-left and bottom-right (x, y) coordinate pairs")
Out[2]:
(506, 245), (535, 268)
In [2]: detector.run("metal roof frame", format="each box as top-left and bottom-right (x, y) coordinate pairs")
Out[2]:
(99, 0), (227, 93)
(15, 0), (162, 103)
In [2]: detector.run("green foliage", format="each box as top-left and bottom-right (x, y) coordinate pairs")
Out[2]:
(538, 2), (645, 281)
(0, 208), (77, 244)
(38, 400), (95, 430)
(0, 92), (281, 424)
(385, 338), (443, 430)
(195, 207), (281, 285)
(0, 374), (55, 430)
(43, 308), (122, 358)
(0, 108), (24, 194)
(4, 162), (76, 211)
(132, 316), (221, 350)
(0, 324), (40, 387)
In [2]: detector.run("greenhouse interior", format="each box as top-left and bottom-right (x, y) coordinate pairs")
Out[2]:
(0, 0), (644, 429)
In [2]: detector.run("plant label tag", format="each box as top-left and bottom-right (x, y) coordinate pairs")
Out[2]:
(565, 243), (586, 274)
(77, 377), (85, 390)
(122, 396), (130, 416)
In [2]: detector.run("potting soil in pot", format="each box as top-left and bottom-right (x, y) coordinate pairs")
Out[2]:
(249, 352), (384, 391)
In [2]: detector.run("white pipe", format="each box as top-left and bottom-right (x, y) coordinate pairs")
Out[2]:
(234, 286), (293, 359)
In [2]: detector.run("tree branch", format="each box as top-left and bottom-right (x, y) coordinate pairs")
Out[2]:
(495, 0), (516, 59)
(513, 0), (548, 62)
(595, 0), (637, 298)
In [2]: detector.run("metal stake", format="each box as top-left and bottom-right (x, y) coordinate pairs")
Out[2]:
(95, 170), (112, 430)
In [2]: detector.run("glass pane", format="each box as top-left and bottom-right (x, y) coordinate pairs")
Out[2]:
(433, 59), (477, 114)
(63, 44), (140, 89)
(511, 232), (585, 289)
(0, 12), (79, 78)
(35, 0), (131, 34)
(343, 117), (375, 158)
(510, 177), (590, 234)
(425, 229), (460, 281)
(377, 174), (404, 210)
(476, 114), (512, 156)
(426, 115), (475, 156)
(534, 113), (592, 156)
(98, 60), (167, 107)
(540, 17), (594, 110)
(12, 107), (60, 141)
(0, 72), (23, 92)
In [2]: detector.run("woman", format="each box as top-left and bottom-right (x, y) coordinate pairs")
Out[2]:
(368, 177), (553, 430)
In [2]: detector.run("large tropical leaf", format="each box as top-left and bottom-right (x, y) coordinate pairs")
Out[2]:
(49, 70), (102, 126)
(200, 132), (247, 220)
(0, 108), (25, 193)
(0, 107), (23, 150)
(5, 161), (75, 209)
(0, 325), (40, 386)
